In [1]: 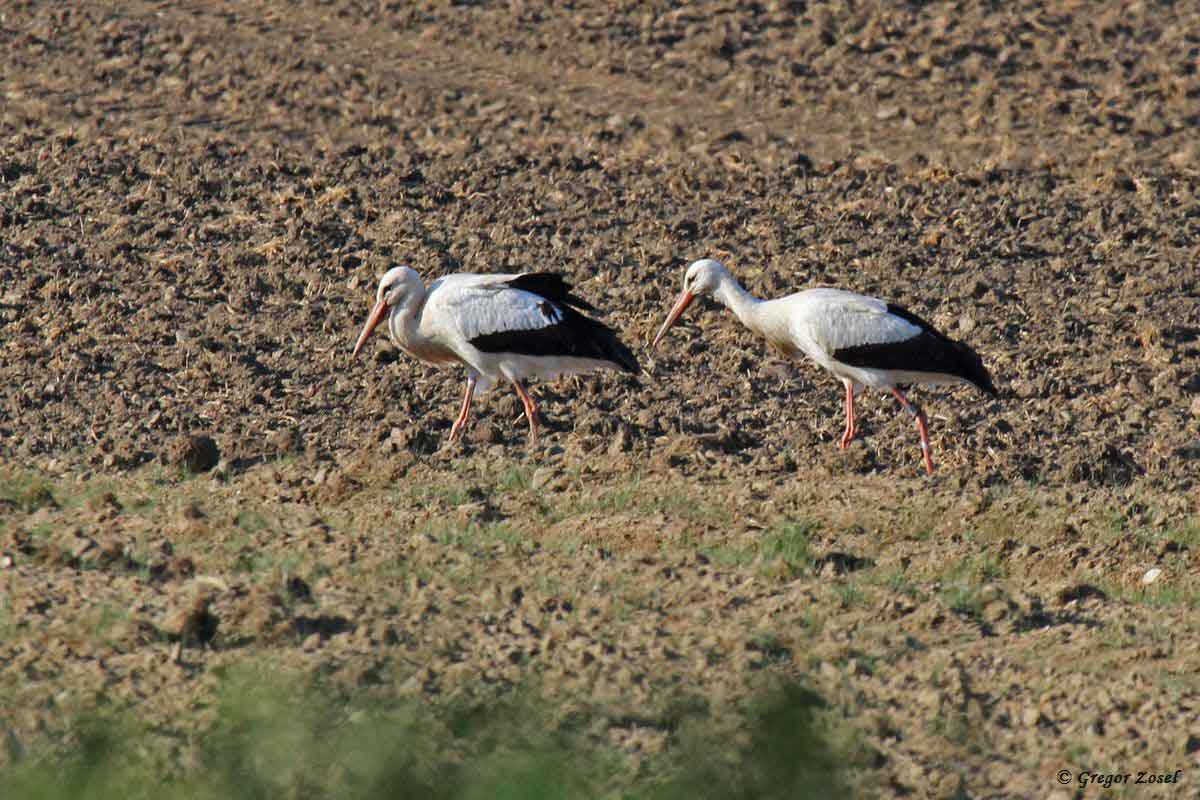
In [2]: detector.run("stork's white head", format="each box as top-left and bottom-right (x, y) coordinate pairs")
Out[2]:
(375, 265), (423, 307)
(651, 258), (732, 347)
(352, 266), (425, 359)
(681, 258), (730, 297)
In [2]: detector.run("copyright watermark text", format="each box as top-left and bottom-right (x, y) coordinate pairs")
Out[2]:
(1057, 769), (1184, 788)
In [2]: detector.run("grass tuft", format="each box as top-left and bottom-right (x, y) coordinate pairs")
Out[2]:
(759, 519), (819, 579)
(654, 682), (849, 799)
(7, 670), (850, 800)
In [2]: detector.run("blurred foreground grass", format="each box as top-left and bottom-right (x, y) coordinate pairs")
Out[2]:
(8, 668), (849, 800)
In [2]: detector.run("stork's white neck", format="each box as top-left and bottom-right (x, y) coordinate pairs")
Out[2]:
(712, 274), (764, 332)
(387, 286), (430, 349)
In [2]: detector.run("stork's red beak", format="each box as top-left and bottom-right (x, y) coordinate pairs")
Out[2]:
(652, 290), (696, 347)
(352, 298), (388, 359)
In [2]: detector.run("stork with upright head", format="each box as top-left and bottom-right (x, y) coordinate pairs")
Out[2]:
(353, 266), (639, 444)
(652, 259), (997, 474)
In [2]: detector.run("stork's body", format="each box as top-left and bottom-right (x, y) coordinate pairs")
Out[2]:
(353, 267), (638, 444)
(653, 259), (997, 474)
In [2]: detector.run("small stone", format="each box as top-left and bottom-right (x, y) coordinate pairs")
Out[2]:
(266, 427), (299, 455)
(468, 424), (500, 445)
(982, 600), (1011, 624)
(530, 466), (559, 490)
(210, 459), (231, 481)
(1142, 568), (1163, 585)
(609, 425), (632, 454)
(846, 658), (871, 676)
(86, 492), (123, 514)
(67, 531), (96, 560)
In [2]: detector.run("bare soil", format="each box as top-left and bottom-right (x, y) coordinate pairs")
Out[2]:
(2, 1), (1199, 797)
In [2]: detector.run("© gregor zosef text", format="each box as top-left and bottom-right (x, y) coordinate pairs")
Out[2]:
(1057, 769), (1184, 789)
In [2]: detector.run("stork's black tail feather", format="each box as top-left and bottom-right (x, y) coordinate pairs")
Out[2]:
(881, 303), (997, 396)
(593, 319), (641, 375)
(952, 339), (997, 397)
(558, 306), (640, 374)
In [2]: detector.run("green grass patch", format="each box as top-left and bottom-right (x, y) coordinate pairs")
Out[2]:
(538, 473), (733, 529)
(761, 520), (818, 576)
(873, 568), (919, 597)
(835, 581), (868, 610)
(7, 669), (852, 800)
(935, 553), (1007, 620)
(0, 468), (60, 514)
(234, 509), (271, 533)
(0, 594), (16, 640)
(1170, 516), (1200, 549)
(699, 518), (819, 580)
(1095, 577), (1200, 611)
(699, 540), (756, 568)
(421, 519), (534, 556)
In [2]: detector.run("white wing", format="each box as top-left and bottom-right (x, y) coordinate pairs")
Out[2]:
(423, 275), (564, 344)
(791, 288), (924, 354)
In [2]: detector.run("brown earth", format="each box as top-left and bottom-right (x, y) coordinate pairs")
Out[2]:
(2, 0), (1200, 796)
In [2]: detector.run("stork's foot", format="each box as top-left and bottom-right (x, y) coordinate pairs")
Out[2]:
(446, 377), (477, 449)
(890, 387), (935, 475)
(839, 382), (858, 450)
(839, 422), (858, 450)
(523, 411), (543, 446)
(510, 379), (542, 445)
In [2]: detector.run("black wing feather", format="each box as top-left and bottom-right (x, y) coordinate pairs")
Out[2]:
(502, 273), (597, 311)
(469, 287), (639, 374)
(833, 303), (997, 396)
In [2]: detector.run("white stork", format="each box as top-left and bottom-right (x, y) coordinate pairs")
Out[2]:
(652, 259), (997, 474)
(352, 266), (639, 444)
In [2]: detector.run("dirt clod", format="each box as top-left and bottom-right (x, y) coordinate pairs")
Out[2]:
(162, 592), (219, 648)
(168, 436), (221, 475)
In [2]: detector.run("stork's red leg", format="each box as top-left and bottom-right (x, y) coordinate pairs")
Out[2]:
(890, 387), (935, 475)
(839, 382), (858, 449)
(448, 376), (477, 443)
(510, 379), (541, 444)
